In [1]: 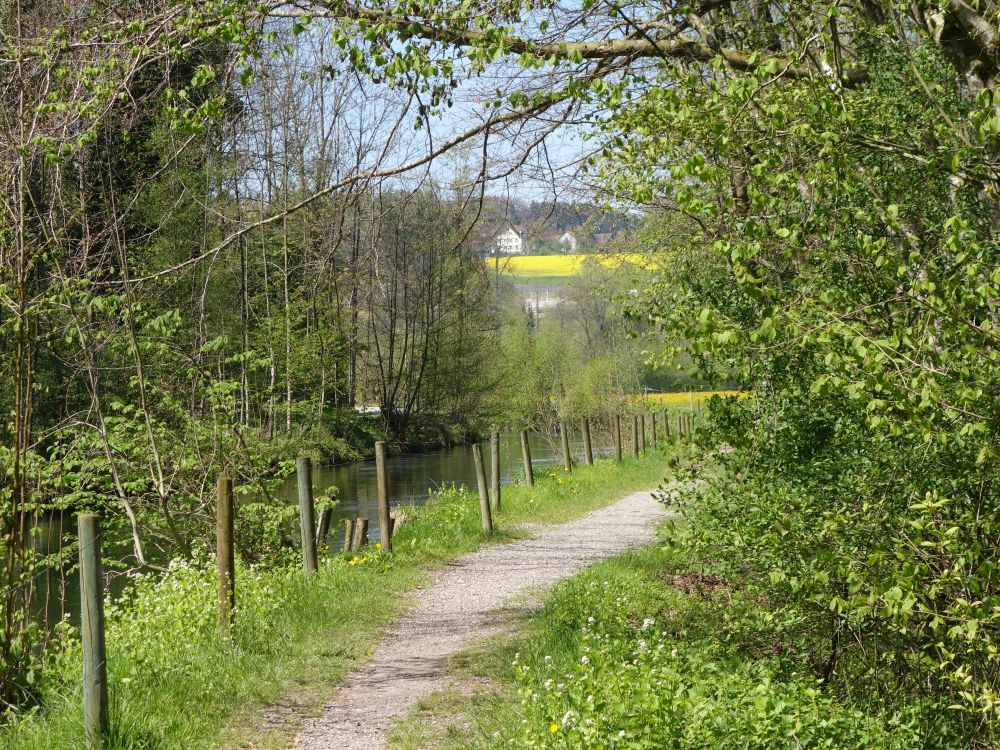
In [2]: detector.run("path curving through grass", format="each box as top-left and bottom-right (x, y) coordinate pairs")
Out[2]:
(292, 488), (667, 750)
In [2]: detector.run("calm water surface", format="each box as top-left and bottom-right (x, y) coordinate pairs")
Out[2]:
(34, 429), (617, 625)
(272, 429), (614, 548)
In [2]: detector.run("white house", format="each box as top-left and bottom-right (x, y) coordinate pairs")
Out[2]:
(491, 227), (525, 255)
(558, 231), (577, 252)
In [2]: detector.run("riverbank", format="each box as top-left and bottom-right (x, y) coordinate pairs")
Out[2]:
(232, 413), (463, 478)
(3, 452), (672, 750)
(263, 429), (607, 559)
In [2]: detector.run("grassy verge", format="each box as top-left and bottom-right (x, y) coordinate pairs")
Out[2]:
(389, 527), (940, 750)
(3, 451), (670, 750)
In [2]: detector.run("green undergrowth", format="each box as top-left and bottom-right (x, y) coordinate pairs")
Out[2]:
(390, 526), (954, 750)
(1, 451), (670, 750)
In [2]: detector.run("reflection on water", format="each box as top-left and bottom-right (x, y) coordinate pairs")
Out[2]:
(33, 428), (618, 625)
(270, 429), (614, 549)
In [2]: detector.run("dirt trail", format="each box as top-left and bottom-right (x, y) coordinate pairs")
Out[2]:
(292, 488), (666, 750)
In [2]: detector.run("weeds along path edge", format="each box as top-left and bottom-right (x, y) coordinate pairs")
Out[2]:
(292, 488), (667, 750)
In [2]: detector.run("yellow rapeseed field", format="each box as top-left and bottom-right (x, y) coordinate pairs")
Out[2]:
(488, 253), (653, 281)
(634, 390), (748, 407)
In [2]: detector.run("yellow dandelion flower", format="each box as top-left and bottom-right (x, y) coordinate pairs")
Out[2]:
(549, 723), (559, 734)
(375, 542), (382, 549)
(349, 557), (358, 566)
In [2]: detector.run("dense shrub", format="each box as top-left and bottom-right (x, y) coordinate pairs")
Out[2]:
(615, 24), (1000, 745)
(491, 558), (935, 750)
(666, 395), (1000, 745)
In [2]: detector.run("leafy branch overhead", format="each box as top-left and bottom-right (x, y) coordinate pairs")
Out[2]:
(278, 1), (1000, 92)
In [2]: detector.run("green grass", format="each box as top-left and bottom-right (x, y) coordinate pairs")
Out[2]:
(388, 529), (943, 750)
(2, 451), (671, 750)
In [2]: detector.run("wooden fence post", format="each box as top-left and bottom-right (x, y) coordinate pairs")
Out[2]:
(473, 443), (493, 532)
(375, 441), (392, 552)
(343, 517), (356, 552)
(315, 508), (332, 549)
(490, 432), (502, 511)
(582, 418), (594, 466)
(561, 419), (572, 472)
(520, 429), (534, 487)
(296, 456), (318, 574)
(663, 411), (671, 442)
(614, 415), (623, 463)
(79, 513), (108, 750)
(631, 415), (640, 458)
(689, 388), (694, 413)
(352, 518), (369, 550)
(216, 476), (235, 636)
(650, 413), (657, 448)
(639, 413), (646, 454)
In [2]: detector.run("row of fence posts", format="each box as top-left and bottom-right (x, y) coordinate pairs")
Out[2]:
(590, 409), (700, 469)
(468, 408), (701, 535)
(77, 410), (703, 747)
(78, 439), (398, 748)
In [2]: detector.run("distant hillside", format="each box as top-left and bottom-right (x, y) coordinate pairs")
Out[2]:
(471, 196), (636, 254)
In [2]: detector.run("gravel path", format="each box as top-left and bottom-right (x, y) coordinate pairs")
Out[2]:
(292, 488), (666, 750)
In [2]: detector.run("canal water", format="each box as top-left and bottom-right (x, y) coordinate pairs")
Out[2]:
(272, 429), (613, 548)
(32, 428), (615, 626)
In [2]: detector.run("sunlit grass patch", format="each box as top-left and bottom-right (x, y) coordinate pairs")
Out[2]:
(389, 532), (933, 750)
